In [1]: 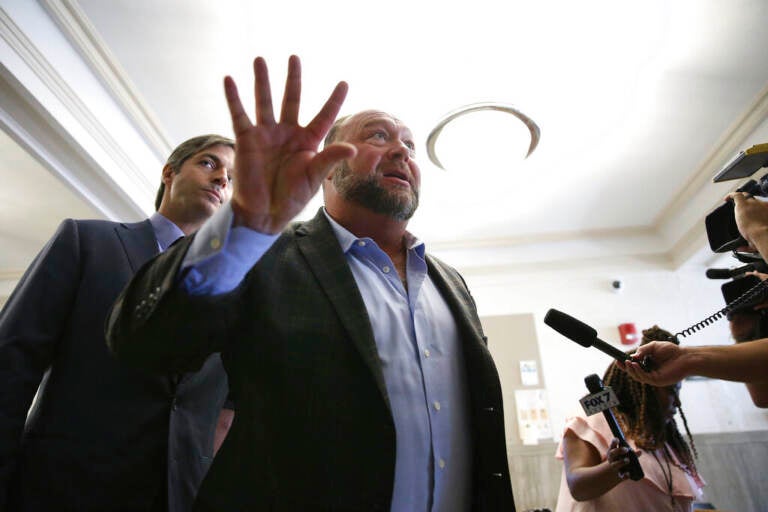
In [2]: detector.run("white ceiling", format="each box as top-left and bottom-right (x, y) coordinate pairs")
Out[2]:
(2, 0), (767, 290)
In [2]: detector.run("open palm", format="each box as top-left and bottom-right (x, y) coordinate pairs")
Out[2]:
(224, 55), (356, 234)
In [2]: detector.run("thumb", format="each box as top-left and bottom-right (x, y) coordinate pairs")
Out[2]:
(308, 142), (357, 186)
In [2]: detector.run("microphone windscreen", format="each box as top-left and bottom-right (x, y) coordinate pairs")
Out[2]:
(705, 268), (734, 279)
(544, 309), (597, 348)
(584, 374), (603, 393)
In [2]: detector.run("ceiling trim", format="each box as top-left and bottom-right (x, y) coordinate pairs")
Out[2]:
(460, 252), (674, 282)
(0, 7), (152, 197)
(653, 83), (768, 259)
(428, 225), (652, 251)
(0, 5), (152, 220)
(656, 82), (768, 228)
(39, 0), (172, 160)
(0, 67), (145, 221)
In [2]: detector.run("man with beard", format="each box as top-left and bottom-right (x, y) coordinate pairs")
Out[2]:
(106, 56), (515, 511)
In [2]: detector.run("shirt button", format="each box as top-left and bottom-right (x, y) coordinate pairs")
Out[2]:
(424, 349), (430, 358)
(382, 266), (390, 273)
(357, 240), (366, 247)
(210, 237), (221, 250)
(433, 401), (441, 411)
(439, 458), (446, 469)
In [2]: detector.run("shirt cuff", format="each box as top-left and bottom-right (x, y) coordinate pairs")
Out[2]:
(181, 202), (279, 295)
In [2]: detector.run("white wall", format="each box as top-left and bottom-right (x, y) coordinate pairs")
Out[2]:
(465, 256), (768, 442)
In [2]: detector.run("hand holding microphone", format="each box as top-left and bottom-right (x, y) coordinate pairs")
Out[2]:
(584, 374), (644, 481)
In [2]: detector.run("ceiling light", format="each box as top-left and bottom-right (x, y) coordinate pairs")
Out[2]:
(426, 103), (541, 171)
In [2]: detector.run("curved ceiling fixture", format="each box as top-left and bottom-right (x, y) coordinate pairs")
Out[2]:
(426, 102), (541, 170)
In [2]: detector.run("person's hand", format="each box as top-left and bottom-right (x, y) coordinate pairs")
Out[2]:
(606, 438), (639, 480)
(621, 341), (687, 386)
(224, 55), (357, 234)
(729, 192), (768, 252)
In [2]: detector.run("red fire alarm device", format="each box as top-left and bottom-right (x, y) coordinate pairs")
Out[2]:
(618, 323), (639, 345)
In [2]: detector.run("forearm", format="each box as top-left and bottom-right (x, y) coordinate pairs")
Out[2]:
(745, 381), (768, 407)
(566, 460), (626, 501)
(680, 339), (768, 382)
(106, 237), (237, 374)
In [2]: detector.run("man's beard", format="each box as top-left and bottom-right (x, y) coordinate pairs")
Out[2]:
(332, 163), (419, 221)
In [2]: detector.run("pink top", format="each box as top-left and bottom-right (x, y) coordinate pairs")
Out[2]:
(554, 413), (704, 512)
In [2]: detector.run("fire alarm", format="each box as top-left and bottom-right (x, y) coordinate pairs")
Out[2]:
(618, 323), (639, 345)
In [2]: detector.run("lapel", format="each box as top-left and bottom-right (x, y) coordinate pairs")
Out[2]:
(426, 254), (485, 345)
(294, 210), (392, 413)
(115, 219), (180, 390)
(114, 219), (159, 272)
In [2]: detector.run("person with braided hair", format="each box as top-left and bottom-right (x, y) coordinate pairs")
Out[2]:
(554, 326), (705, 511)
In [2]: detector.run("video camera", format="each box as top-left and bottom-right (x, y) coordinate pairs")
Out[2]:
(705, 143), (768, 316)
(705, 143), (768, 253)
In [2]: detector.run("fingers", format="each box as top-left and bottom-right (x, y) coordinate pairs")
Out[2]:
(622, 362), (648, 382)
(306, 81), (349, 141)
(607, 439), (631, 480)
(224, 76), (253, 136)
(280, 55), (301, 124)
(727, 191), (752, 204)
(253, 57), (275, 125)
(747, 271), (768, 281)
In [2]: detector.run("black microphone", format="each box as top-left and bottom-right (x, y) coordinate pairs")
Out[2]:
(584, 374), (644, 481)
(543, 309), (654, 371)
(706, 264), (755, 279)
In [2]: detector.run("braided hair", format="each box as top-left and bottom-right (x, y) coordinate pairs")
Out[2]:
(603, 325), (699, 479)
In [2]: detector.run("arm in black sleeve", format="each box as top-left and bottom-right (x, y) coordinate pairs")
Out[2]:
(105, 234), (240, 375)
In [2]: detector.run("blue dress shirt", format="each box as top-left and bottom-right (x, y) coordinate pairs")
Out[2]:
(180, 203), (472, 512)
(149, 212), (185, 251)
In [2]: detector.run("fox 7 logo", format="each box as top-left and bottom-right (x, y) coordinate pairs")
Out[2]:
(579, 387), (620, 416)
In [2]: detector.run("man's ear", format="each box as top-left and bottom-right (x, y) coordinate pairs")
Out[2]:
(162, 164), (175, 186)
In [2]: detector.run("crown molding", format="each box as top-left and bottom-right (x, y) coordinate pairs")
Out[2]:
(39, 0), (172, 160)
(0, 3), (152, 219)
(656, 82), (768, 228)
(428, 225), (652, 251)
(652, 82), (768, 266)
(0, 67), (146, 220)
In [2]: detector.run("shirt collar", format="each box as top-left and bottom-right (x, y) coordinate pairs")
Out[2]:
(149, 211), (185, 251)
(321, 207), (425, 257)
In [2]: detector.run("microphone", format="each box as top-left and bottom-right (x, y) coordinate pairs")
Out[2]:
(706, 264), (755, 279)
(543, 309), (654, 371)
(584, 374), (644, 481)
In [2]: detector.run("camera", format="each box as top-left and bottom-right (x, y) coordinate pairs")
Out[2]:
(707, 237), (768, 315)
(705, 143), (768, 253)
(704, 144), (768, 317)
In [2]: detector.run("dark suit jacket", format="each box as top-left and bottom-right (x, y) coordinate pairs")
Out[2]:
(0, 219), (229, 512)
(107, 209), (515, 511)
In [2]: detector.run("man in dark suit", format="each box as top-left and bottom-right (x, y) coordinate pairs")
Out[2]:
(0, 134), (236, 511)
(107, 56), (515, 511)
